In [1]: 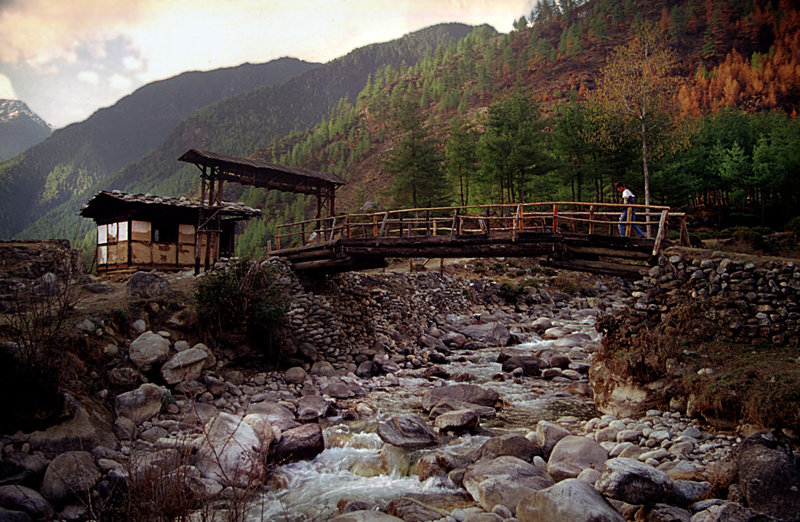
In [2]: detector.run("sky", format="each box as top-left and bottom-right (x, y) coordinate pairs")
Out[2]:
(0, 0), (532, 129)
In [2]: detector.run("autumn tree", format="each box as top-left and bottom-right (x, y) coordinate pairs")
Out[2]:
(592, 20), (686, 213)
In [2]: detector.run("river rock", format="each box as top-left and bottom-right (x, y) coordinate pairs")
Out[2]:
(457, 322), (511, 346)
(386, 497), (447, 521)
(645, 504), (691, 522)
(28, 394), (117, 459)
(296, 395), (332, 422)
(434, 408), (479, 433)
(735, 431), (800, 521)
(0, 485), (53, 520)
(380, 445), (410, 476)
(272, 423), (324, 462)
(129, 331), (170, 370)
(516, 478), (624, 522)
(594, 457), (674, 506)
(310, 361), (337, 377)
(330, 511), (403, 521)
(160, 347), (208, 384)
(421, 384), (500, 412)
(196, 412), (264, 487)
(689, 501), (766, 522)
(477, 434), (541, 461)
(428, 398), (496, 419)
(377, 414), (438, 448)
(40, 451), (100, 505)
(126, 271), (171, 299)
(546, 435), (608, 482)
(284, 366), (307, 384)
(533, 420), (571, 460)
(501, 355), (543, 376)
(247, 401), (299, 433)
(242, 413), (274, 450)
(115, 383), (167, 424)
(542, 326), (571, 339)
(463, 456), (554, 514)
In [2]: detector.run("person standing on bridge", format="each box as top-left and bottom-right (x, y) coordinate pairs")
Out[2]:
(615, 181), (646, 238)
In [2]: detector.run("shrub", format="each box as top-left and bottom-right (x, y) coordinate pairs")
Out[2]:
(498, 281), (525, 302)
(784, 216), (800, 237)
(0, 269), (81, 432)
(195, 259), (290, 355)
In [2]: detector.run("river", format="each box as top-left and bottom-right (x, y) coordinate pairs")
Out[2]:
(247, 316), (601, 520)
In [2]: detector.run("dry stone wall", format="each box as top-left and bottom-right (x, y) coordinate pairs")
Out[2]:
(630, 250), (799, 346)
(273, 259), (477, 367)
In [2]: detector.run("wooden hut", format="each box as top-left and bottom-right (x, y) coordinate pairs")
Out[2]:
(80, 190), (260, 273)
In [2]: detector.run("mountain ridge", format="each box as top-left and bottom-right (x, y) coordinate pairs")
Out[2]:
(0, 99), (52, 161)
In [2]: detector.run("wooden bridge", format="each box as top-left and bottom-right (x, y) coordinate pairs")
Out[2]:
(269, 202), (688, 278)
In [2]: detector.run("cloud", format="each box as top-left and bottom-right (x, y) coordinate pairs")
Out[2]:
(108, 73), (132, 92)
(0, 73), (16, 98)
(78, 70), (99, 84)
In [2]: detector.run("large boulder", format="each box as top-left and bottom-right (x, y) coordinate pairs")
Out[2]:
(476, 434), (542, 462)
(386, 497), (447, 521)
(296, 395), (333, 422)
(457, 322), (511, 346)
(377, 414), (438, 449)
(594, 457), (674, 506)
(40, 451), (100, 505)
(0, 485), (53, 520)
(433, 409), (479, 433)
(195, 412), (264, 487)
(160, 347), (208, 384)
(516, 478), (624, 522)
(546, 435), (608, 482)
(115, 383), (167, 424)
(735, 431), (800, 521)
(272, 423), (325, 462)
(589, 359), (667, 419)
(129, 331), (170, 370)
(28, 394), (117, 459)
(421, 384), (500, 412)
(126, 271), (171, 299)
(463, 456), (554, 514)
(533, 420), (571, 460)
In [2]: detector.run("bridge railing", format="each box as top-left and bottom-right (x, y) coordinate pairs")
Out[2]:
(274, 202), (687, 254)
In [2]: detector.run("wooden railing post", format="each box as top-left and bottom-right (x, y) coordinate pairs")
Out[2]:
(652, 209), (669, 255)
(553, 204), (559, 232)
(376, 211), (390, 245)
(625, 207), (633, 238)
(373, 214), (379, 238)
(588, 205), (595, 235)
(512, 203), (522, 241)
(449, 208), (459, 240)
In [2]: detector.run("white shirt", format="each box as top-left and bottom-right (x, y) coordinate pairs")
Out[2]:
(621, 188), (634, 203)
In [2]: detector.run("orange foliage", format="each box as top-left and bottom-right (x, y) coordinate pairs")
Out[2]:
(683, 2), (800, 113)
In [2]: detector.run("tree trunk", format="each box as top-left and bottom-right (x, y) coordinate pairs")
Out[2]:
(641, 117), (652, 237)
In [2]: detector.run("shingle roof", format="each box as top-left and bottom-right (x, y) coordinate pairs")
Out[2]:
(79, 190), (261, 219)
(178, 149), (346, 195)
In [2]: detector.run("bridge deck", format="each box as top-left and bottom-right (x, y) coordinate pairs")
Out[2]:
(269, 202), (687, 277)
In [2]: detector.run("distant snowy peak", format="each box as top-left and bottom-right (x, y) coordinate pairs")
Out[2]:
(0, 99), (51, 129)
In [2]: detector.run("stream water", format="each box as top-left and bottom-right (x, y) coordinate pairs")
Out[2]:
(247, 317), (601, 521)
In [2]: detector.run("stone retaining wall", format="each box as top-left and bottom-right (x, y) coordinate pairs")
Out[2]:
(274, 259), (478, 366)
(631, 250), (799, 346)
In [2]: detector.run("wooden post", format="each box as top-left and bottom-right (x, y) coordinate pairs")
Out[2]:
(588, 205), (595, 235)
(195, 175), (206, 275)
(440, 257), (444, 274)
(553, 204), (559, 233)
(425, 210), (431, 236)
(449, 209), (459, 240)
(376, 211), (390, 245)
(409, 258), (413, 274)
(625, 207), (633, 238)
(373, 214), (379, 238)
(652, 209), (669, 256)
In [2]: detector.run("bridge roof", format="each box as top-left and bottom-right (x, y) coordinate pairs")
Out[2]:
(178, 149), (346, 196)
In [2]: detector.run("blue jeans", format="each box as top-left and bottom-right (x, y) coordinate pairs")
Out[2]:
(619, 207), (645, 237)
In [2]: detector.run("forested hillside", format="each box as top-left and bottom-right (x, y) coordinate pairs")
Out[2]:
(0, 57), (317, 238)
(16, 23), (479, 248)
(233, 0), (800, 256)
